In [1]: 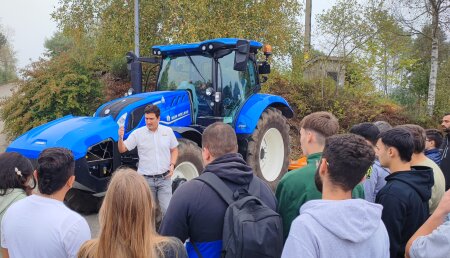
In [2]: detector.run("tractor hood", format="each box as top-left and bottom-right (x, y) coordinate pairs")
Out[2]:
(7, 115), (119, 160)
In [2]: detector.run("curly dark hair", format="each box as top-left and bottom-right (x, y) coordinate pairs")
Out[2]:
(37, 148), (75, 195)
(322, 134), (375, 192)
(0, 152), (35, 196)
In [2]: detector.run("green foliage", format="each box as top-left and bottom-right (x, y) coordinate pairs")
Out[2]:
(264, 71), (408, 132)
(0, 26), (17, 84)
(44, 32), (74, 57)
(0, 52), (102, 139)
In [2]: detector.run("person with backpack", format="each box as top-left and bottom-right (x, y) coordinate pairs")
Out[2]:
(159, 122), (280, 258)
(282, 134), (389, 258)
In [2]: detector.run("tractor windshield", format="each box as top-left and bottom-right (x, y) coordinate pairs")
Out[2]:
(157, 55), (212, 91)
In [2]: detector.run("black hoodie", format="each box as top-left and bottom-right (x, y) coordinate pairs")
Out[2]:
(375, 166), (434, 258)
(440, 133), (450, 190)
(159, 153), (277, 258)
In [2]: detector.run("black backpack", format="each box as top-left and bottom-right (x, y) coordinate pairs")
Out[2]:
(194, 172), (283, 258)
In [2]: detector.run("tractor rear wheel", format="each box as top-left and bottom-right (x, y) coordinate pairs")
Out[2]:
(172, 139), (203, 192)
(246, 107), (290, 189)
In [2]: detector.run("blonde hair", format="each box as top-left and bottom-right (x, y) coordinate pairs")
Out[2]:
(78, 168), (180, 258)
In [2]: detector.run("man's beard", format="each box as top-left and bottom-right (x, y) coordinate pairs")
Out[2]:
(444, 127), (450, 134)
(314, 166), (323, 193)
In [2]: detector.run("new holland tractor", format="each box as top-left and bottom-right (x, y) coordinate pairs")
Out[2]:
(7, 38), (293, 213)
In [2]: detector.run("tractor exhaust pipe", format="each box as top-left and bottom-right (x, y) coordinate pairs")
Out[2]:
(126, 52), (143, 94)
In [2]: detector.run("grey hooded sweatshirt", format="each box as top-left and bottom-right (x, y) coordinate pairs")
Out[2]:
(282, 199), (389, 258)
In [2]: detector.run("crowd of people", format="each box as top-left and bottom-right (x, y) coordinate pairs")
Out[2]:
(0, 105), (449, 258)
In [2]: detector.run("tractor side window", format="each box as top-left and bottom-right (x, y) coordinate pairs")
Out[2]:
(218, 51), (254, 119)
(126, 105), (146, 132)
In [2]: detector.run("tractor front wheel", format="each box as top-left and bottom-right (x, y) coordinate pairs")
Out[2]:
(246, 107), (290, 189)
(172, 139), (204, 192)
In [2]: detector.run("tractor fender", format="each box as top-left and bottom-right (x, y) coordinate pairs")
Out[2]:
(171, 126), (202, 147)
(234, 93), (293, 134)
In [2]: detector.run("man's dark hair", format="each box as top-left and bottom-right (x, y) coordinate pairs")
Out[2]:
(379, 128), (414, 162)
(373, 121), (392, 133)
(321, 134), (375, 192)
(349, 122), (380, 146)
(37, 148), (75, 195)
(144, 104), (160, 118)
(426, 129), (443, 149)
(0, 152), (35, 196)
(397, 124), (426, 154)
(202, 122), (238, 158)
(300, 112), (339, 144)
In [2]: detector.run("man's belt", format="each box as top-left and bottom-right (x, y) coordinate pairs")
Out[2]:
(143, 170), (170, 179)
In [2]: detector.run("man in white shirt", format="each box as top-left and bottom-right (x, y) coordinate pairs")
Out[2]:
(118, 104), (178, 216)
(1, 147), (91, 258)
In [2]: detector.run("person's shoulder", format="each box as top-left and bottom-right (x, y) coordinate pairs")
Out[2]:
(159, 124), (174, 133)
(279, 166), (315, 187)
(158, 237), (187, 258)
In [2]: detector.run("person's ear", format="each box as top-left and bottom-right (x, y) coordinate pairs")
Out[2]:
(202, 147), (212, 164)
(307, 130), (314, 143)
(388, 147), (395, 158)
(319, 158), (328, 177)
(33, 170), (38, 180)
(67, 175), (75, 188)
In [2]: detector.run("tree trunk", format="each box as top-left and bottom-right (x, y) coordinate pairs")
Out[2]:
(427, 1), (439, 116)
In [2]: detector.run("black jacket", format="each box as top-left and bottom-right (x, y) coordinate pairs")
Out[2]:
(440, 134), (450, 190)
(375, 166), (434, 258)
(159, 153), (277, 258)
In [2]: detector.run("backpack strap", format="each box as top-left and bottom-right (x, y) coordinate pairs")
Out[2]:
(195, 172), (234, 205)
(247, 176), (261, 197)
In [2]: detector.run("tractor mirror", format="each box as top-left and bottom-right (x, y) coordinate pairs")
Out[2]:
(258, 62), (271, 74)
(234, 40), (250, 71)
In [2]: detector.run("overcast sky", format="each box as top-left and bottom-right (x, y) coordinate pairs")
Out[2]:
(0, 0), (336, 69)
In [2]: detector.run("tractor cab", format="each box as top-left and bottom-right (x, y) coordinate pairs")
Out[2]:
(132, 38), (271, 127)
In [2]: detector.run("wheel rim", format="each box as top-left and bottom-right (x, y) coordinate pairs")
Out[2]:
(173, 161), (199, 181)
(259, 128), (284, 182)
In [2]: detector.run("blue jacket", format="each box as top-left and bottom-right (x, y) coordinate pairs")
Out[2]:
(425, 148), (442, 166)
(159, 153), (277, 258)
(363, 160), (390, 203)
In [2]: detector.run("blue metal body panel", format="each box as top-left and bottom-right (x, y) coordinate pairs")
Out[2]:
(6, 115), (118, 160)
(7, 90), (193, 160)
(152, 38), (263, 56)
(234, 93), (293, 134)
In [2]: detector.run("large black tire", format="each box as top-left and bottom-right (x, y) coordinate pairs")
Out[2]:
(64, 188), (103, 215)
(246, 107), (290, 190)
(172, 139), (204, 192)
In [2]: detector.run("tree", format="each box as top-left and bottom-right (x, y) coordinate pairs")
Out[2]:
(392, 0), (450, 116)
(0, 26), (17, 84)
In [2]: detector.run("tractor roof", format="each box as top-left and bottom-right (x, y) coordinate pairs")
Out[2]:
(152, 38), (263, 56)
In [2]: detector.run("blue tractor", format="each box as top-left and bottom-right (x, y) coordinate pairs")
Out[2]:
(7, 38), (293, 213)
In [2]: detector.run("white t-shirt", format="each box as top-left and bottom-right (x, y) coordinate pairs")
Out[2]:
(124, 124), (179, 175)
(1, 194), (91, 258)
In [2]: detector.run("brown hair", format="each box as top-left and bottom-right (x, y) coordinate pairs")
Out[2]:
(145, 104), (161, 118)
(300, 112), (339, 144)
(78, 168), (181, 258)
(202, 122), (238, 158)
(397, 124), (426, 154)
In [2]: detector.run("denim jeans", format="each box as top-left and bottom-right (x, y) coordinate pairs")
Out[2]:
(145, 176), (172, 217)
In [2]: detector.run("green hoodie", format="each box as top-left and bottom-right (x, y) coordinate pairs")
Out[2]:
(276, 152), (365, 240)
